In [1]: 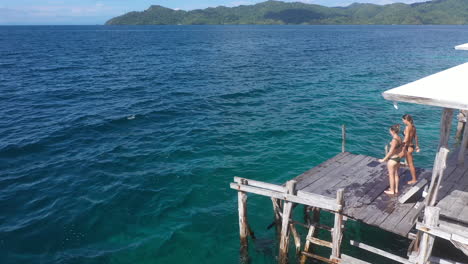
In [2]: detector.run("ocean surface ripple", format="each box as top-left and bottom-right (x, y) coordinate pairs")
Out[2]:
(1, 25), (467, 264)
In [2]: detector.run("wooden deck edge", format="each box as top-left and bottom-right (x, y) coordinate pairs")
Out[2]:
(349, 240), (412, 264)
(340, 254), (371, 264)
(230, 179), (341, 211)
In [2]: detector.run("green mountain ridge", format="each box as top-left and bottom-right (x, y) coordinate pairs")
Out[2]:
(105, 0), (468, 25)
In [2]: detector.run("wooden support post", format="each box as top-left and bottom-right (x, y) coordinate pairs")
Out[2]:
(417, 207), (440, 264)
(425, 148), (449, 206)
(458, 120), (468, 165)
(238, 178), (249, 261)
(303, 206), (311, 226)
(331, 188), (344, 260)
(438, 108), (453, 150)
(272, 198), (283, 239)
(279, 180), (296, 264)
(290, 223), (301, 256)
(455, 110), (467, 142)
(342, 124), (346, 153)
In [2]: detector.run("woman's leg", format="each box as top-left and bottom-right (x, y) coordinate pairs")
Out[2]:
(407, 148), (417, 184)
(395, 163), (400, 194)
(385, 160), (396, 194)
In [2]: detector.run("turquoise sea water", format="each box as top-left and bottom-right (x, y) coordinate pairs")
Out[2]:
(1, 25), (468, 264)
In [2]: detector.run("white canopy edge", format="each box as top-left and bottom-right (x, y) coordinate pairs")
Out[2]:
(455, 43), (468, 50)
(382, 62), (468, 110)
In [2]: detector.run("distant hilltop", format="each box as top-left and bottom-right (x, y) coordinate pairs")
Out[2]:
(105, 0), (468, 25)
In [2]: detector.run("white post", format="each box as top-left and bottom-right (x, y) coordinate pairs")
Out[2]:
(279, 180), (297, 264)
(417, 207), (440, 264)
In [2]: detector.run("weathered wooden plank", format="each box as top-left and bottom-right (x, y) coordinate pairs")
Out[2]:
(237, 179), (249, 260)
(298, 153), (357, 191)
(438, 190), (468, 222)
(279, 181), (296, 264)
(271, 198), (282, 237)
(429, 148), (450, 206)
(416, 222), (452, 240)
(399, 179), (428, 204)
(290, 223), (301, 255)
(417, 221), (468, 247)
(458, 120), (468, 165)
(234, 177), (285, 192)
(429, 256), (466, 264)
(417, 206), (440, 264)
(353, 169), (413, 225)
(435, 181), (458, 204)
(379, 201), (416, 233)
(331, 189), (344, 260)
(305, 154), (368, 195)
(331, 156), (377, 191)
(300, 224), (317, 264)
(456, 206), (468, 225)
(342, 159), (391, 217)
(439, 108), (454, 149)
(439, 219), (468, 242)
(229, 182), (340, 211)
(365, 170), (423, 232)
(307, 236), (332, 248)
(293, 152), (351, 188)
(340, 254), (372, 264)
(301, 251), (334, 264)
(394, 202), (426, 237)
(316, 155), (374, 197)
(364, 193), (398, 227)
(360, 168), (411, 205)
(444, 164), (465, 184)
(350, 240), (412, 264)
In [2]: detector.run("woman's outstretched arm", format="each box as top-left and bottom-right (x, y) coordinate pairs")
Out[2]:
(415, 128), (420, 152)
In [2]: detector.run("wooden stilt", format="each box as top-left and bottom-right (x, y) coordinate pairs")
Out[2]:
(279, 180), (297, 264)
(331, 188), (345, 260)
(438, 108), (453, 149)
(426, 148), (449, 206)
(272, 198), (283, 239)
(238, 178), (249, 261)
(417, 207), (440, 264)
(290, 223), (301, 256)
(342, 124), (346, 153)
(457, 119), (468, 165)
(455, 110), (467, 142)
(303, 205), (310, 226)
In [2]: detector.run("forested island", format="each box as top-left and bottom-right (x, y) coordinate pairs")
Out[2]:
(105, 0), (468, 25)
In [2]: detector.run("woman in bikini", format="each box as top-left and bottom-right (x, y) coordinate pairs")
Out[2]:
(379, 124), (404, 195)
(402, 114), (420, 184)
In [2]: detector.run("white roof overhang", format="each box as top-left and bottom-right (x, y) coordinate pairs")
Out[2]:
(455, 43), (468, 50)
(382, 62), (468, 110)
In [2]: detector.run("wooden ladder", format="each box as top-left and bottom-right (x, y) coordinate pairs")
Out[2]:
(300, 189), (345, 264)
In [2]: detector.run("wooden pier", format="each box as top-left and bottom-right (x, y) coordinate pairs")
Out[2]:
(230, 148), (468, 264)
(230, 62), (468, 263)
(292, 151), (430, 237)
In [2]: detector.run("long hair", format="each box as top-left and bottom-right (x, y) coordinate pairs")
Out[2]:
(402, 114), (414, 124)
(390, 124), (400, 134)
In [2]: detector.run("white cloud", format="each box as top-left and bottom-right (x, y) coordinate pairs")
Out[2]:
(0, 3), (126, 24)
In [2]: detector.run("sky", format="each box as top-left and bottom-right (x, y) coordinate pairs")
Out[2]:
(0, 0), (426, 25)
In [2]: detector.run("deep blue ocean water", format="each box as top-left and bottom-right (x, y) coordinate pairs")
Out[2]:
(1, 25), (468, 264)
